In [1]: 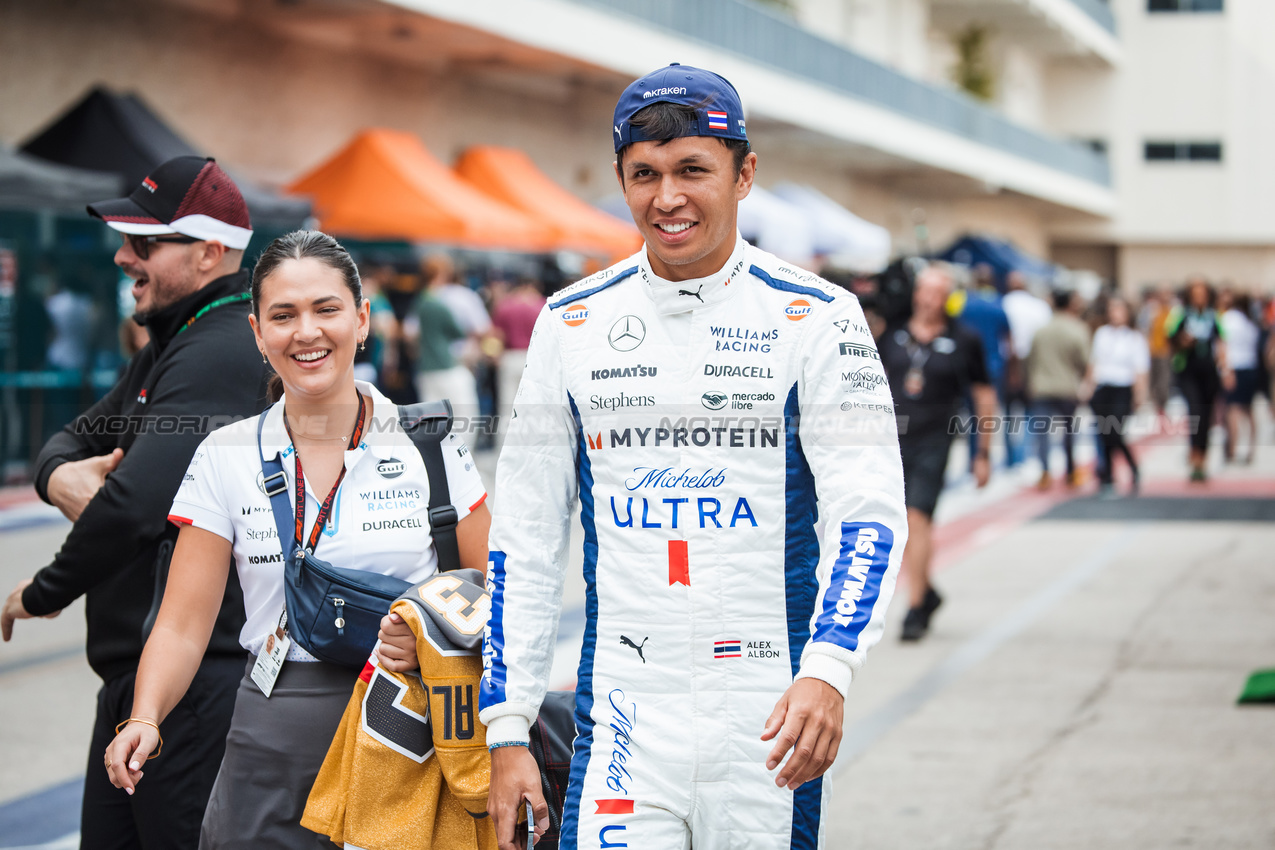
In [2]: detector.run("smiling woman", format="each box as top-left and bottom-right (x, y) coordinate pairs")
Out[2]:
(101, 230), (493, 848)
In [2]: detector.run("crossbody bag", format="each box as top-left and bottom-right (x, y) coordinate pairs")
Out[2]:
(257, 398), (463, 669)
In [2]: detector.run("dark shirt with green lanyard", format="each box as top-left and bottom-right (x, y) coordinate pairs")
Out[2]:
(1165, 305), (1226, 379)
(26, 270), (269, 680)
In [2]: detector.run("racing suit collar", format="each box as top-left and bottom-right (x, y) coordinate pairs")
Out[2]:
(637, 232), (748, 315)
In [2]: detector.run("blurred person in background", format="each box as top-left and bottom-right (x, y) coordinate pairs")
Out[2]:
(1219, 290), (1260, 464)
(405, 263), (476, 416)
(1, 157), (266, 850)
(422, 252), (492, 376)
(950, 264), (1012, 466)
(880, 264), (996, 642)
(1083, 296), (1149, 498)
(352, 264), (399, 388)
(1138, 287), (1175, 419)
(1002, 270), (1052, 467)
(1027, 290), (1090, 490)
(44, 279), (95, 372)
(489, 274), (545, 432)
(1166, 278), (1233, 482)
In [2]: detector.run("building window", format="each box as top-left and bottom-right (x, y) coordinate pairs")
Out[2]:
(1144, 141), (1223, 162)
(1148, 0), (1223, 12)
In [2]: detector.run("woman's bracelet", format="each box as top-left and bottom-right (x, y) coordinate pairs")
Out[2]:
(488, 740), (529, 751)
(114, 718), (164, 759)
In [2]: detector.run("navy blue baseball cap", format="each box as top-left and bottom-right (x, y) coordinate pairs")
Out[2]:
(613, 63), (748, 154)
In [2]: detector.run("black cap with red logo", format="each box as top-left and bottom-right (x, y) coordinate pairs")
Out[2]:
(88, 156), (253, 249)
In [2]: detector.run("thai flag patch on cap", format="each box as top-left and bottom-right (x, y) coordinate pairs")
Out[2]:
(707, 110), (729, 130)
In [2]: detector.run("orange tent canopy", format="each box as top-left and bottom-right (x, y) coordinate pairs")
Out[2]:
(288, 129), (555, 251)
(455, 146), (641, 259)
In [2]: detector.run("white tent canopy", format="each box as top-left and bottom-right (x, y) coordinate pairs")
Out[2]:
(738, 184), (817, 269)
(770, 182), (892, 273)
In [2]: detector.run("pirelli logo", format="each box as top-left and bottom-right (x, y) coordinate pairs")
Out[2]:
(839, 342), (879, 360)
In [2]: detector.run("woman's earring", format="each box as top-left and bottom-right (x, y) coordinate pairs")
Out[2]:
(359, 338), (366, 352)
(260, 351), (267, 363)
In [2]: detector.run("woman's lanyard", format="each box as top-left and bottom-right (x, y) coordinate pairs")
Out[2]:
(176, 291), (251, 335)
(288, 392), (367, 555)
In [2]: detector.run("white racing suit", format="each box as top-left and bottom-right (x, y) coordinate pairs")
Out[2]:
(479, 235), (907, 850)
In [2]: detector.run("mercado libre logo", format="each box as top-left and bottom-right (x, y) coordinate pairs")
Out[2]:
(562, 303), (589, 327)
(785, 299), (812, 321)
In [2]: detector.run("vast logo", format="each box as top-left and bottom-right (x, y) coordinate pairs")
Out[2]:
(561, 303), (589, 327)
(839, 342), (880, 360)
(376, 458), (405, 479)
(785, 299), (812, 321)
(834, 318), (872, 336)
(842, 366), (889, 392)
(702, 391), (728, 410)
(608, 316), (646, 351)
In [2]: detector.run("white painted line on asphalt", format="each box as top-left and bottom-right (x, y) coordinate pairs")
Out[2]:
(835, 527), (1141, 773)
(0, 644), (84, 678)
(2, 834), (79, 850)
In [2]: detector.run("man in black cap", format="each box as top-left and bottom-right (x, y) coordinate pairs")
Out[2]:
(1, 156), (268, 849)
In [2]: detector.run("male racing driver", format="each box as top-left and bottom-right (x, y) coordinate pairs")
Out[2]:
(480, 64), (907, 850)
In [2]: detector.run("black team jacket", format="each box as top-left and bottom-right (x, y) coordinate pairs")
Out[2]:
(24, 270), (268, 681)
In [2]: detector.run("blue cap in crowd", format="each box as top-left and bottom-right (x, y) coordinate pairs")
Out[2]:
(613, 63), (748, 154)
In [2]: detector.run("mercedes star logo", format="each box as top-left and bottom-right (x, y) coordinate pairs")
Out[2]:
(608, 315), (646, 352)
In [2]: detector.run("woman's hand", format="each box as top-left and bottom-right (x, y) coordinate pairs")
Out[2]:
(104, 720), (161, 795)
(376, 611), (419, 673)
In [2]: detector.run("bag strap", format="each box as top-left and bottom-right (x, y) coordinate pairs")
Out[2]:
(399, 400), (462, 573)
(257, 406), (299, 572)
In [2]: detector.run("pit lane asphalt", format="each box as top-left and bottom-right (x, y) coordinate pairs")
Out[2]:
(2, 414), (1272, 848)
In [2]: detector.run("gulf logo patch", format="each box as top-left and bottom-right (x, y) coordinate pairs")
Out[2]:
(785, 299), (812, 321)
(562, 303), (589, 327)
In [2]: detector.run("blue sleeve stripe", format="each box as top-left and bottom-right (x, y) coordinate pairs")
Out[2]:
(812, 521), (893, 651)
(750, 265), (835, 303)
(548, 267), (639, 310)
(561, 393), (599, 850)
(479, 549), (509, 709)
(782, 383), (820, 679)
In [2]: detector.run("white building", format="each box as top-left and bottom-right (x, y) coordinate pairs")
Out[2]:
(2, 0), (1272, 292)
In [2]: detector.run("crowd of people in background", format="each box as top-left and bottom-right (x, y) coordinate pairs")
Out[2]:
(858, 263), (1274, 495)
(343, 250), (1275, 491)
(336, 252), (549, 448)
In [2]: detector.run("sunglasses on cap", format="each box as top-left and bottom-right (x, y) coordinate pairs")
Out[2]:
(125, 233), (201, 260)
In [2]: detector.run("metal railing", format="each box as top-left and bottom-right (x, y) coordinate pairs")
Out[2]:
(569, 0), (1111, 186)
(1069, 0), (1117, 34)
